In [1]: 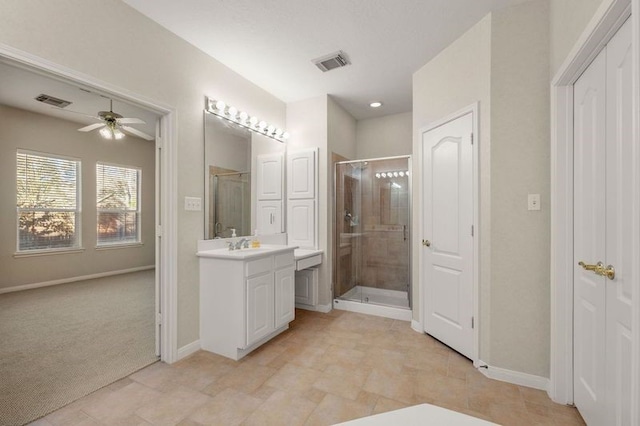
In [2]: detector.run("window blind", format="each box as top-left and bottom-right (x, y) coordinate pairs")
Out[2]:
(96, 163), (141, 245)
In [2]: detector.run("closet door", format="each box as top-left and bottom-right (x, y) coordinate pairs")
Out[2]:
(573, 18), (633, 425)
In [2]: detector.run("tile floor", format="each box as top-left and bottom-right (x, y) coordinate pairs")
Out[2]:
(31, 309), (585, 426)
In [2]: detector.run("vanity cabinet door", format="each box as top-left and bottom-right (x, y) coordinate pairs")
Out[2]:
(287, 149), (316, 199)
(256, 154), (283, 200)
(246, 273), (275, 346)
(275, 267), (295, 328)
(257, 200), (283, 235)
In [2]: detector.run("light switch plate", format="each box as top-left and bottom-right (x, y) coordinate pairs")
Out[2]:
(528, 194), (541, 211)
(184, 196), (202, 211)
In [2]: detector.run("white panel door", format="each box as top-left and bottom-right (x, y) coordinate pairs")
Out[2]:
(573, 47), (607, 426)
(573, 18), (634, 425)
(295, 268), (318, 306)
(256, 154), (283, 200)
(288, 149), (316, 199)
(246, 273), (275, 346)
(257, 200), (282, 235)
(604, 18), (633, 425)
(422, 112), (474, 359)
(275, 268), (295, 328)
(288, 199), (315, 248)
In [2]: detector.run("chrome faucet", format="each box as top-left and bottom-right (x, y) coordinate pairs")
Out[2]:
(234, 238), (250, 250)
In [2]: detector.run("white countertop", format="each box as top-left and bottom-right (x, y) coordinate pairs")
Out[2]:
(334, 404), (497, 425)
(294, 248), (323, 260)
(196, 245), (296, 260)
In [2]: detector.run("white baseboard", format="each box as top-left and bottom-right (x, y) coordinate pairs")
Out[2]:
(177, 340), (201, 361)
(411, 320), (423, 333)
(295, 303), (332, 313)
(0, 265), (155, 294)
(477, 359), (549, 391)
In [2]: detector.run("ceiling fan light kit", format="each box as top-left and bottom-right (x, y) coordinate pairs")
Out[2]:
(205, 96), (289, 143)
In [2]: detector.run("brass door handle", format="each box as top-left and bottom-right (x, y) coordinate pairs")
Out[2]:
(578, 261), (615, 280)
(422, 239), (431, 247)
(578, 261), (603, 272)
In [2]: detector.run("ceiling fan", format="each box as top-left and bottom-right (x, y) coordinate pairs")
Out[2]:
(74, 99), (154, 141)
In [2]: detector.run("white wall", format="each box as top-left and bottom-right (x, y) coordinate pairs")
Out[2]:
(550, 0), (608, 75)
(489, 0), (551, 378)
(0, 0), (286, 348)
(356, 112), (412, 159)
(0, 105), (155, 289)
(413, 13), (493, 360)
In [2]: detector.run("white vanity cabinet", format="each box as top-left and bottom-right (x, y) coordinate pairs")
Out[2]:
(198, 246), (295, 360)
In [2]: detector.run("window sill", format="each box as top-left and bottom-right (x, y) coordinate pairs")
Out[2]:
(95, 242), (144, 251)
(13, 247), (86, 258)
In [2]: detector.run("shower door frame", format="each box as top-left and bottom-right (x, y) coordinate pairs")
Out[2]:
(333, 155), (413, 310)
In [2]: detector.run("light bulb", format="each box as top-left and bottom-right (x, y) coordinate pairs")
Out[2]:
(249, 116), (258, 127)
(113, 128), (125, 140)
(100, 126), (113, 139)
(406, 171), (410, 176)
(381, 173), (387, 178)
(239, 111), (248, 123)
(275, 129), (283, 137)
(369, 101), (383, 108)
(267, 125), (275, 135)
(228, 106), (238, 118)
(258, 121), (267, 130)
(393, 172), (399, 177)
(215, 100), (226, 112)
(375, 173), (381, 178)
(282, 132), (290, 140)
(399, 171), (405, 177)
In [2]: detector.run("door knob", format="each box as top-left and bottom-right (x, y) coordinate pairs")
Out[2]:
(422, 239), (431, 247)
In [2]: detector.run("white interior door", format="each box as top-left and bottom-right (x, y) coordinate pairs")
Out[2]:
(421, 112), (474, 359)
(573, 18), (633, 425)
(573, 46), (607, 426)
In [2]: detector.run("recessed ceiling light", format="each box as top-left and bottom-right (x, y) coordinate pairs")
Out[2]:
(369, 102), (383, 108)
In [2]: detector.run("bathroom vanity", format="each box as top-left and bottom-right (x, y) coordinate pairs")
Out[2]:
(197, 245), (296, 360)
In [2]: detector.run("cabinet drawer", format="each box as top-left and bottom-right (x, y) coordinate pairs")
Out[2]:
(246, 257), (273, 277)
(274, 252), (294, 269)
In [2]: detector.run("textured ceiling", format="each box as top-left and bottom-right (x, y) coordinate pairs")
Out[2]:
(123, 0), (530, 119)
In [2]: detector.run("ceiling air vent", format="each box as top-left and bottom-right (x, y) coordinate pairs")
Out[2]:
(313, 51), (351, 72)
(35, 94), (72, 108)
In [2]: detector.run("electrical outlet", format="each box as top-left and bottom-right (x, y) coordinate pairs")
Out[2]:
(528, 194), (541, 211)
(184, 196), (202, 211)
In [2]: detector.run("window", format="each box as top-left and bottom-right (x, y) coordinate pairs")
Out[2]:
(16, 150), (81, 252)
(96, 163), (141, 246)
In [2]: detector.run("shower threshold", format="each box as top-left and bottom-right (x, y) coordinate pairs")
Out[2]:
(334, 285), (412, 321)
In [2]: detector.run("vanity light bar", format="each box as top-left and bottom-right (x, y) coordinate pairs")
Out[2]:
(205, 96), (289, 142)
(375, 171), (409, 179)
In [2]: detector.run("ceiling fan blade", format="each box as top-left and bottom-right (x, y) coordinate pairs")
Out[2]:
(117, 117), (146, 125)
(78, 123), (106, 132)
(121, 125), (154, 141)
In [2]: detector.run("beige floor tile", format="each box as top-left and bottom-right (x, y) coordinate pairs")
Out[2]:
(414, 370), (469, 409)
(362, 347), (406, 373)
(81, 382), (161, 423)
(28, 419), (55, 426)
(312, 364), (370, 400)
(243, 390), (317, 426)
(188, 388), (262, 426)
(371, 397), (409, 415)
(43, 410), (101, 426)
(363, 369), (416, 404)
(135, 385), (211, 425)
(205, 363), (277, 397)
(265, 363), (322, 393)
(305, 393), (373, 426)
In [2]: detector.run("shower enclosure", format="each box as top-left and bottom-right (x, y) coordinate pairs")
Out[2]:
(334, 156), (411, 317)
(209, 170), (250, 239)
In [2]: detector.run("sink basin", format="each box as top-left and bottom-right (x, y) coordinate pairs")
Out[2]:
(197, 244), (297, 260)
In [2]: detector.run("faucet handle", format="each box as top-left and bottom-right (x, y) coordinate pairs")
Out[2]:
(227, 242), (235, 251)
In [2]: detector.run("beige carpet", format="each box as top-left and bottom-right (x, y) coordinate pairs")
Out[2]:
(0, 270), (158, 426)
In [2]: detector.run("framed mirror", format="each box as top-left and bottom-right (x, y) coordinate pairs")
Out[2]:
(204, 111), (285, 239)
